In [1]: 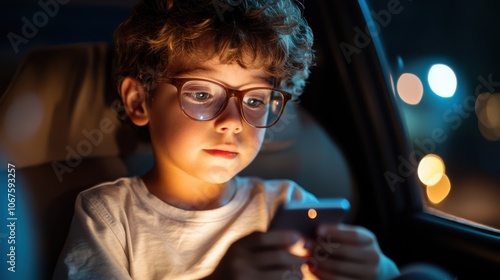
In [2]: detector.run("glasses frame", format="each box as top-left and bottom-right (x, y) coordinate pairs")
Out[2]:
(164, 78), (293, 128)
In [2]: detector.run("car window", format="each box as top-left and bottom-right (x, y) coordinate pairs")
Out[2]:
(361, 0), (500, 230)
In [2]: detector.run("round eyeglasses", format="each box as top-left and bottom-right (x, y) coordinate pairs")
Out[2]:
(164, 78), (293, 128)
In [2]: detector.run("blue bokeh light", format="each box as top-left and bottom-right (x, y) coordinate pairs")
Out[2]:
(427, 64), (457, 98)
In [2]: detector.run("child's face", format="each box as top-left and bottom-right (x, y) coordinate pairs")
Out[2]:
(146, 58), (269, 184)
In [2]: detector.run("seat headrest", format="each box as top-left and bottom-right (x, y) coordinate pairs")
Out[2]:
(0, 43), (147, 169)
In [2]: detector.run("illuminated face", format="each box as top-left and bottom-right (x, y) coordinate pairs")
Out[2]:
(145, 58), (268, 184)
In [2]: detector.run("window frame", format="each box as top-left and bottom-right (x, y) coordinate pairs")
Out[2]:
(301, 0), (500, 277)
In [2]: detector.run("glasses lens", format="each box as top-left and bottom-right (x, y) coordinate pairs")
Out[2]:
(180, 81), (226, 120)
(242, 90), (284, 127)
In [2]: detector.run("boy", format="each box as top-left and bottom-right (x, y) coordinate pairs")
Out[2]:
(54, 0), (400, 279)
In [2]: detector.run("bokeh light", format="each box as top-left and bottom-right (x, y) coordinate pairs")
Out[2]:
(475, 92), (500, 141)
(478, 121), (500, 141)
(426, 174), (451, 204)
(475, 92), (491, 127)
(397, 56), (404, 69)
(485, 94), (500, 128)
(417, 154), (445, 186)
(397, 73), (424, 105)
(308, 208), (317, 219)
(428, 64), (457, 98)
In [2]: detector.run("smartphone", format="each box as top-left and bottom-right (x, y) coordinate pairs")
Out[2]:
(268, 198), (350, 238)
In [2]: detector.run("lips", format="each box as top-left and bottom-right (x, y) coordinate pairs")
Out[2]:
(204, 149), (238, 159)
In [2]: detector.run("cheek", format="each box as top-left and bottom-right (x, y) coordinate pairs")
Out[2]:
(246, 128), (266, 152)
(147, 104), (189, 146)
(257, 129), (266, 145)
(150, 115), (195, 145)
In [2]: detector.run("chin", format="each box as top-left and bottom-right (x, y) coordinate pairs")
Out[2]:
(203, 167), (241, 184)
(203, 169), (238, 184)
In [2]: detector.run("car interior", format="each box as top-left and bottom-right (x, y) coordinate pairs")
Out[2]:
(0, 41), (355, 279)
(1, 0), (499, 280)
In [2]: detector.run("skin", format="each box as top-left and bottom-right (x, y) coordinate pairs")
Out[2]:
(309, 224), (387, 280)
(121, 58), (399, 279)
(122, 58), (268, 210)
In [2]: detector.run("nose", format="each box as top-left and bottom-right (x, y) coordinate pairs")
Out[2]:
(214, 98), (243, 133)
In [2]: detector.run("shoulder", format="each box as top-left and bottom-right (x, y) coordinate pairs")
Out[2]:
(76, 176), (141, 212)
(80, 176), (137, 196)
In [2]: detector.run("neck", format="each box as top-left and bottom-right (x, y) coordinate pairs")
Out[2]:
(142, 166), (236, 211)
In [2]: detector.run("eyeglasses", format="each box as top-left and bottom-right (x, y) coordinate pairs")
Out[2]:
(164, 78), (293, 128)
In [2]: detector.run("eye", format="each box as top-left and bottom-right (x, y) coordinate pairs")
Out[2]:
(190, 91), (211, 101)
(182, 90), (214, 104)
(244, 97), (266, 108)
(244, 90), (271, 109)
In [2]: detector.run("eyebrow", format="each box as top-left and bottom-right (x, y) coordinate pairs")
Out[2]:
(172, 66), (274, 86)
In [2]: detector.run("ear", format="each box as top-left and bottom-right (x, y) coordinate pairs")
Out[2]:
(120, 77), (149, 126)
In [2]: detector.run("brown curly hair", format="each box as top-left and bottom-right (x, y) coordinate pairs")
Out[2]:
(114, 0), (315, 101)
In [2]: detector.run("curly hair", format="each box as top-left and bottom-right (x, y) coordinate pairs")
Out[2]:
(114, 0), (315, 101)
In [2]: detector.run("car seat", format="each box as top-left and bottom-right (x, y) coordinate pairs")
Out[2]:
(0, 43), (355, 280)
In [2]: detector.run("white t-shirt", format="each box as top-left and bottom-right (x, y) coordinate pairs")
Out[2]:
(53, 176), (318, 280)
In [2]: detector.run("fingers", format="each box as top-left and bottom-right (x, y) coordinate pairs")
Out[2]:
(211, 265), (304, 280)
(306, 224), (383, 279)
(311, 257), (379, 278)
(252, 249), (305, 269)
(310, 224), (379, 262)
(214, 230), (309, 279)
(317, 224), (377, 246)
(311, 263), (377, 280)
(245, 268), (304, 280)
(311, 239), (379, 263)
(242, 231), (308, 268)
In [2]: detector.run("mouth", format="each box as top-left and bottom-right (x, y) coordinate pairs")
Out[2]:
(204, 149), (238, 159)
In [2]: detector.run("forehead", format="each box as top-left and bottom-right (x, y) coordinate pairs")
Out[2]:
(167, 57), (275, 86)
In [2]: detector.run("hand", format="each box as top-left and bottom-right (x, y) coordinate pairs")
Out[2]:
(306, 224), (398, 280)
(204, 230), (308, 280)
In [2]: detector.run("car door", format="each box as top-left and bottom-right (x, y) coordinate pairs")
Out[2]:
(300, 0), (500, 278)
